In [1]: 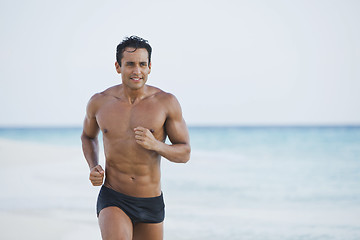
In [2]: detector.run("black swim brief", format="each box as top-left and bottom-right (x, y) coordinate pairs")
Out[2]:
(96, 185), (165, 223)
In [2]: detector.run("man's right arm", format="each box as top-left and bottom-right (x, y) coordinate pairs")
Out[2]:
(81, 94), (104, 186)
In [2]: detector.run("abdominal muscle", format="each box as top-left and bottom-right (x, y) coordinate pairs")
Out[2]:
(102, 138), (162, 198)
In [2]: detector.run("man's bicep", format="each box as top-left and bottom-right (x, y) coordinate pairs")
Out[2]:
(165, 97), (189, 144)
(165, 117), (189, 144)
(82, 96), (100, 139)
(83, 115), (100, 139)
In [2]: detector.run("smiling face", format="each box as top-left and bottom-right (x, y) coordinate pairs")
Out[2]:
(115, 47), (151, 90)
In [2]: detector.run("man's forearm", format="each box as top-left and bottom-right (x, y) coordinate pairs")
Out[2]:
(154, 142), (191, 163)
(81, 133), (99, 169)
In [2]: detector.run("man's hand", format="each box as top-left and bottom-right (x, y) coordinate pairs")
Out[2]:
(89, 165), (104, 186)
(134, 126), (160, 151)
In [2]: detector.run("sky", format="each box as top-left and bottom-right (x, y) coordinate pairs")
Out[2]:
(1, 0), (359, 126)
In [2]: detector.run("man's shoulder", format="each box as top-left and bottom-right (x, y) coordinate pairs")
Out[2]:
(148, 86), (181, 115)
(90, 85), (119, 101)
(87, 85), (120, 110)
(88, 92), (107, 106)
(148, 85), (177, 102)
(100, 85), (121, 97)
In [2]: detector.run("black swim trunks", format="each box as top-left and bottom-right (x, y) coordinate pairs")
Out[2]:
(96, 185), (165, 223)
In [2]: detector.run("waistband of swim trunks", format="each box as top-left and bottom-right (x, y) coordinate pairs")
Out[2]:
(101, 185), (163, 200)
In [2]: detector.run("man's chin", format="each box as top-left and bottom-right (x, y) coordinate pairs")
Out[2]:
(127, 83), (145, 90)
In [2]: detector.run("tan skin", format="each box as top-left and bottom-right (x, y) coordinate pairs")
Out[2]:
(81, 47), (191, 240)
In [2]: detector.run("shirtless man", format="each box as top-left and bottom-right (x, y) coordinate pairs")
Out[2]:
(81, 36), (191, 240)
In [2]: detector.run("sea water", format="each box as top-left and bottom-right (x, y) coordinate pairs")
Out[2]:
(1, 126), (360, 239)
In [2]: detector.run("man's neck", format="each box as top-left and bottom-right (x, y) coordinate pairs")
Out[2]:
(122, 85), (147, 104)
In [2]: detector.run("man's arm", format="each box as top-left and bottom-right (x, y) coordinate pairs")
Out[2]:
(81, 94), (104, 185)
(134, 94), (191, 163)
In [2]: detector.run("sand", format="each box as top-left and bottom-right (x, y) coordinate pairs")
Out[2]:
(0, 139), (101, 240)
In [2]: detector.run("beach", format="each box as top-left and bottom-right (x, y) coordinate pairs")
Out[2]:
(0, 139), (101, 240)
(1, 126), (360, 239)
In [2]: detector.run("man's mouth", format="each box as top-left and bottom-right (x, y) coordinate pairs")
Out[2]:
(131, 77), (142, 82)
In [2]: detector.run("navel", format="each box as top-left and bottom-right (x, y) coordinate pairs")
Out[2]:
(103, 129), (108, 133)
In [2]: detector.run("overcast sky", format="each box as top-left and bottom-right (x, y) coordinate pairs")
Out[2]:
(1, 0), (359, 126)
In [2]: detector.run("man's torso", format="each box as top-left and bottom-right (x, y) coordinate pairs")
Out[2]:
(94, 85), (169, 197)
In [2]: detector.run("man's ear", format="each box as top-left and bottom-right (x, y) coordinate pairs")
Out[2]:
(148, 62), (151, 74)
(115, 61), (121, 74)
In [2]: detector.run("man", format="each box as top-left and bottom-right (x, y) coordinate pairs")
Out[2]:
(81, 35), (191, 240)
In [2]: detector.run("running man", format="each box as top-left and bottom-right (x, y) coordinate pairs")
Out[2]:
(81, 36), (191, 240)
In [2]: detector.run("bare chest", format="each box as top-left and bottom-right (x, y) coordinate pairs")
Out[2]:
(96, 99), (167, 140)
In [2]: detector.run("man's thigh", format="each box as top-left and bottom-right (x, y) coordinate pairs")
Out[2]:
(98, 207), (133, 240)
(133, 222), (163, 240)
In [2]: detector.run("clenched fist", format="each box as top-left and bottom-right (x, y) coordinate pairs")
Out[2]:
(89, 165), (104, 186)
(134, 126), (159, 151)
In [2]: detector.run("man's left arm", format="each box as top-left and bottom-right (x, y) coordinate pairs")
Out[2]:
(134, 94), (191, 163)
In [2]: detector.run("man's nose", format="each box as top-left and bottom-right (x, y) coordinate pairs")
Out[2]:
(133, 66), (141, 74)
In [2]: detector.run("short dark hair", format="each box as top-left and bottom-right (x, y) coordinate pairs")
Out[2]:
(116, 36), (152, 66)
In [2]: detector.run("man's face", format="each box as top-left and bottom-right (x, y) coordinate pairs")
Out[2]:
(116, 47), (151, 90)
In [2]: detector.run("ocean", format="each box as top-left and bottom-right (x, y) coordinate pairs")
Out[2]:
(1, 126), (360, 239)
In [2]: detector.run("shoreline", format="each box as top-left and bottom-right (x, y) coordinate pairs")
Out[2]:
(1, 137), (360, 239)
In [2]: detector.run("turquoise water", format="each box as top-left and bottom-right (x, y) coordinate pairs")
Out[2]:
(0, 127), (83, 146)
(1, 126), (360, 239)
(2, 126), (360, 155)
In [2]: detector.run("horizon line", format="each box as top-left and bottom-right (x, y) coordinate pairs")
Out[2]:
(1, 124), (360, 129)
